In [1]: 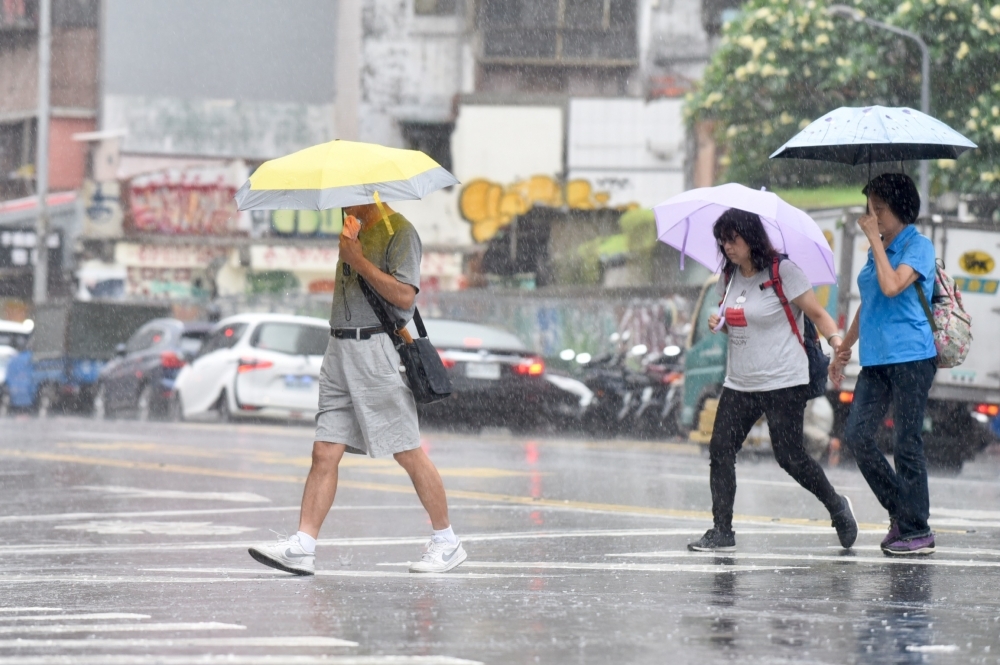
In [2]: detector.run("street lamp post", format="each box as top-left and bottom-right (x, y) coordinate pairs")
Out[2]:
(827, 4), (931, 218)
(33, 0), (52, 304)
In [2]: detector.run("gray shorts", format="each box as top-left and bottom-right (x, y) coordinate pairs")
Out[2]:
(315, 334), (421, 458)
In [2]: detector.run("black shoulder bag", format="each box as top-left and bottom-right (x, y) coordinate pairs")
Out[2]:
(760, 255), (830, 400)
(356, 277), (453, 405)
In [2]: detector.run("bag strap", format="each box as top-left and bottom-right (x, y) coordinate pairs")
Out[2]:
(760, 255), (805, 348)
(915, 282), (939, 333)
(356, 275), (426, 341)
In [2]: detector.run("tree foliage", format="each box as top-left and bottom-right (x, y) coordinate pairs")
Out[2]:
(687, 0), (1000, 196)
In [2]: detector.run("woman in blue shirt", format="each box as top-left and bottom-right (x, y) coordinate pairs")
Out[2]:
(830, 173), (937, 556)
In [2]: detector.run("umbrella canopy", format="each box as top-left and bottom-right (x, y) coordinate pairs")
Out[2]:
(653, 183), (836, 285)
(235, 140), (459, 211)
(769, 106), (977, 164)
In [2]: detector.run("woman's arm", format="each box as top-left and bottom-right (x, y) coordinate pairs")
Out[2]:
(828, 307), (860, 388)
(791, 289), (840, 347)
(858, 213), (920, 297)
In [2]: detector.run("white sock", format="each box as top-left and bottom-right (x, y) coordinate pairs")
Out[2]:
(432, 526), (458, 545)
(295, 531), (317, 554)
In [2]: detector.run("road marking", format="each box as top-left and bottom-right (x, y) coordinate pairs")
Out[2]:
(849, 544), (1000, 556)
(0, 656), (482, 665)
(0, 576), (285, 585)
(0, 448), (899, 531)
(0, 622), (245, 635)
(0, 504), (456, 524)
(0, 613), (150, 622)
(660, 472), (866, 491)
(933, 507), (1000, 521)
(0, 526), (878, 558)
(75, 485), (271, 503)
(0, 636), (358, 648)
(141, 568), (552, 580)
(0, 609), (62, 613)
(377, 561), (806, 573)
(906, 645), (960, 653)
(608, 550), (1000, 568)
(54, 521), (256, 536)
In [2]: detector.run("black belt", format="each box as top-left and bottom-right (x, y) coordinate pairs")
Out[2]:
(331, 326), (385, 340)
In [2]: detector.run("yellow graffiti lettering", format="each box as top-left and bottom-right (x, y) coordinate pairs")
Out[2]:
(459, 175), (620, 242)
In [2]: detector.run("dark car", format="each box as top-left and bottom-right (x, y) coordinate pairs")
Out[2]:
(94, 318), (212, 420)
(415, 319), (592, 432)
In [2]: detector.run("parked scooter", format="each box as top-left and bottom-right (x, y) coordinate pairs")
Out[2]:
(579, 332), (651, 438)
(632, 343), (685, 439)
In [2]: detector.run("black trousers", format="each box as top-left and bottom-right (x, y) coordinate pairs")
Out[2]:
(709, 385), (841, 534)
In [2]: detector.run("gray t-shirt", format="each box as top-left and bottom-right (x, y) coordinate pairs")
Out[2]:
(330, 213), (422, 329)
(717, 259), (812, 392)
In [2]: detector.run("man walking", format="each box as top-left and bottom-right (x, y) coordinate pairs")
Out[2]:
(249, 202), (466, 575)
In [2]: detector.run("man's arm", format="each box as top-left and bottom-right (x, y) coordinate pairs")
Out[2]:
(338, 235), (416, 311)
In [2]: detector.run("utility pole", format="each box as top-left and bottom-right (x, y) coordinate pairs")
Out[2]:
(33, 0), (52, 304)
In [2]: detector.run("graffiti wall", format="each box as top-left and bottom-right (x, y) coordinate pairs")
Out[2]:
(458, 175), (629, 243)
(124, 166), (248, 236)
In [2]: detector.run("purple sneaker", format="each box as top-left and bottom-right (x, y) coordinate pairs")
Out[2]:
(882, 534), (935, 556)
(881, 521), (900, 548)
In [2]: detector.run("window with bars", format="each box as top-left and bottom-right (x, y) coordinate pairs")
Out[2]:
(477, 0), (636, 64)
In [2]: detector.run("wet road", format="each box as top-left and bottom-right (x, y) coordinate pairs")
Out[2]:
(1, 417), (999, 665)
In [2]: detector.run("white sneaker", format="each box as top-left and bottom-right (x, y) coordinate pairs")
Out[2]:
(409, 538), (467, 573)
(248, 534), (315, 576)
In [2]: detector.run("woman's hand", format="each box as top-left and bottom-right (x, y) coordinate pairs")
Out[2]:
(828, 358), (846, 388)
(857, 210), (880, 242)
(708, 313), (722, 333)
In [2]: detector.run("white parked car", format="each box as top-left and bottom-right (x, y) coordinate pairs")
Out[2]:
(171, 314), (329, 422)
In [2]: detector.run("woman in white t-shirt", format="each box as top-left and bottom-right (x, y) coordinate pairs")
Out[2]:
(687, 208), (858, 553)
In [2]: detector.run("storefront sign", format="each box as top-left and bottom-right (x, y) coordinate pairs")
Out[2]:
(125, 167), (247, 236)
(115, 243), (231, 268)
(249, 245), (339, 273)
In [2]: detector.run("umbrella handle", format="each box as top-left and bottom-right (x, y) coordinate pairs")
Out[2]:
(373, 191), (395, 236)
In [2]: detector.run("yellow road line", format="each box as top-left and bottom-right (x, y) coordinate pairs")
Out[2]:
(0, 448), (897, 531)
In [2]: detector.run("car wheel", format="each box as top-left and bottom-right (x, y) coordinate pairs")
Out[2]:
(0, 389), (10, 418)
(37, 385), (56, 418)
(218, 389), (233, 423)
(167, 392), (184, 422)
(92, 384), (108, 421)
(136, 384), (153, 422)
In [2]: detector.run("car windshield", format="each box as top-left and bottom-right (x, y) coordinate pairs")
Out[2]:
(179, 333), (205, 357)
(420, 320), (527, 352)
(251, 323), (329, 356)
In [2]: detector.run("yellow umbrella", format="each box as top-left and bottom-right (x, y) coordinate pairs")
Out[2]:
(234, 139), (459, 212)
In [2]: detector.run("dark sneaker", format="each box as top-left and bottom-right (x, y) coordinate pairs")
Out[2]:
(881, 520), (901, 548)
(882, 534), (936, 556)
(830, 495), (858, 549)
(687, 528), (736, 552)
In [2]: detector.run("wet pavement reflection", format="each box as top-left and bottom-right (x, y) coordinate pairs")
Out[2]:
(0, 417), (998, 664)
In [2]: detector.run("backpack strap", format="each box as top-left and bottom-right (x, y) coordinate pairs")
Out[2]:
(760, 255), (805, 348)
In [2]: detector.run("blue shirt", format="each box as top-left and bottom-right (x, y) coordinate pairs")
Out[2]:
(858, 224), (937, 367)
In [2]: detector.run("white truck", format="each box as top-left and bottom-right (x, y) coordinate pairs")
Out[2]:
(830, 213), (1000, 469)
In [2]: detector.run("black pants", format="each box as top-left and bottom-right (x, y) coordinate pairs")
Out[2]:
(844, 358), (936, 539)
(709, 385), (841, 534)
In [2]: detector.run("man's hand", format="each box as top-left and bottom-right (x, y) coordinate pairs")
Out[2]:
(339, 233), (364, 267)
(343, 215), (361, 240)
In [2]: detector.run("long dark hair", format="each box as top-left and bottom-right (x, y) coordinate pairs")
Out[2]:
(712, 208), (777, 275)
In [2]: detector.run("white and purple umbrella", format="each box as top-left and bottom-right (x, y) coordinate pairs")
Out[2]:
(653, 183), (836, 286)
